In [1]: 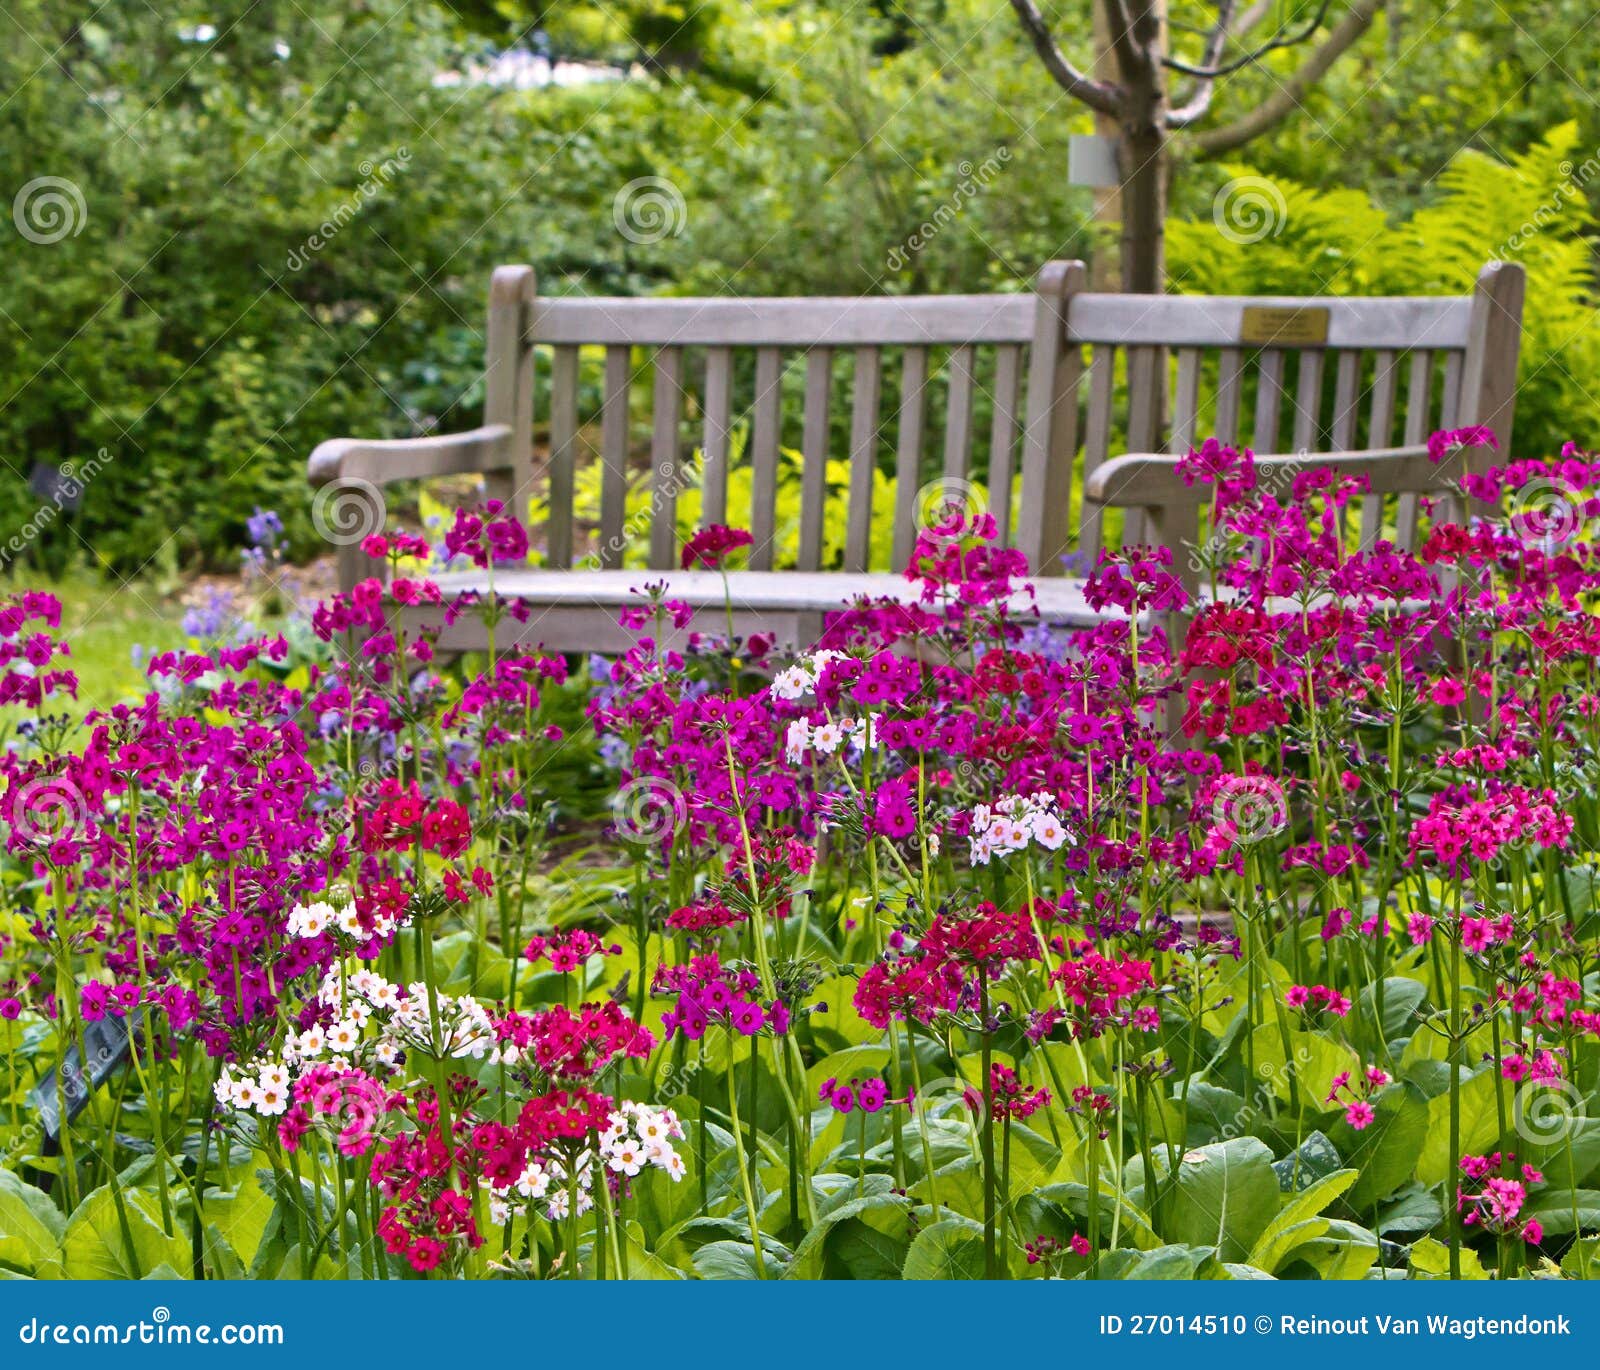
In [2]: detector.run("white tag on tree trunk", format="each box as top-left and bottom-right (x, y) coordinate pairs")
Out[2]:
(1068, 134), (1120, 188)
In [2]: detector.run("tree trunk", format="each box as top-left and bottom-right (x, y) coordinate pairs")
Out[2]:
(1117, 119), (1166, 294)
(1114, 0), (1168, 295)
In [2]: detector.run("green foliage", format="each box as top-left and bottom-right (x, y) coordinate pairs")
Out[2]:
(0, 1), (538, 572)
(1170, 124), (1599, 461)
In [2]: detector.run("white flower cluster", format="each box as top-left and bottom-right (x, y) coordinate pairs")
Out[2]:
(772, 649), (849, 701)
(286, 896), (403, 942)
(214, 967), (503, 1124)
(785, 714), (880, 765)
(317, 969), (496, 1063)
(214, 1060), (293, 1117)
(968, 792), (1073, 865)
(483, 1101), (686, 1226)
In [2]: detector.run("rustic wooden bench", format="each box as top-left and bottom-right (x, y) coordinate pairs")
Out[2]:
(308, 259), (1523, 654)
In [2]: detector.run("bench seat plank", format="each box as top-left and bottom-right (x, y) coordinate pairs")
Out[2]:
(404, 568), (1106, 655)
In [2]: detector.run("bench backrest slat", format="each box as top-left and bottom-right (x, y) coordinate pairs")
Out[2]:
(701, 345), (734, 527)
(598, 346), (630, 570)
(893, 346), (931, 569)
(987, 344), (1024, 545)
(845, 347), (883, 572)
(798, 349), (834, 572)
(1291, 349), (1325, 452)
(750, 347), (783, 572)
(494, 258), (1522, 575)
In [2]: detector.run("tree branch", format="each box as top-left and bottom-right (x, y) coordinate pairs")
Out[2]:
(1007, 0), (1124, 116)
(1165, 0), (1332, 78)
(1190, 0), (1383, 156)
(1167, 0), (1235, 129)
(1103, 0), (1150, 79)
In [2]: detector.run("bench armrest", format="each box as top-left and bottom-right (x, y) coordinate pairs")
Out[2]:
(1085, 444), (1439, 509)
(307, 424), (514, 489)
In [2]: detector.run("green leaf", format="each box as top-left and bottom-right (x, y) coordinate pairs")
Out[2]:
(1519, 1187), (1600, 1236)
(692, 1240), (768, 1279)
(902, 1217), (987, 1280)
(1222, 1262), (1277, 1279)
(1250, 1026), (1359, 1107)
(0, 1171), (63, 1277)
(1527, 1115), (1600, 1189)
(1271, 1132), (1343, 1191)
(1334, 1082), (1430, 1209)
(1093, 1244), (1227, 1279)
(826, 1211), (910, 1279)
(1375, 1184), (1443, 1235)
(1409, 1235), (1488, 1280)
(1034, 1182), (1161, 1250)
(1176, 1081), (1246, 1145)
(62, 1183), (189, 1281)
(1356, 977), (1428, 1047)
(199, 1170), (272, 1275)
(1249, 1169), (1359, 1273)
(1165, 1137), (1281, 1262)
(781, 1192), (907, 1280)
(1561, 1236), (1600, 1278)
(1295, 1218), (1379, 1280)
(1416, 1069), (1501, 1185)
(805, 1046), (890, 1099)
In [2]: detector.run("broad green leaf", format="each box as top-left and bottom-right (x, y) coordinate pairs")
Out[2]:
(1416, 1068), (1501, 1185)
(62, 1183), (189, 1281)
(827, 1211), (910, 1279)
(1271, 1132), (1343, 1191)
(1334, 1082), (1429, 1209)
(1165, 1137), (1281, 1262)
(1249, 1169), (1359, 1273)
(805, 1046), (890, 1099)
(1375, 1184), (1443, 1235)
(692, 1240), (768, 1279)
(0, 1172), (62, 1277)
(1561, 1236), (1600, 1279)
(1356, 977), (1428, 1048)
(1222, 1262), (1277, 1279)
(781, 1192), (907, 1280)
(1250, 1025), (1360, 1108)
(1295, 1218), (1379, 1280)
(902, 1217), (986, 1280)
(1408, 1235), (1488, 1280)
(1519, 1186), (1600, 1236)
(1175, 1080), (1246, 1146)
(1093, 1243), (1226, 1280)
(1034, 1181), (1161, 1250)
(199, 1170), (271, 1274)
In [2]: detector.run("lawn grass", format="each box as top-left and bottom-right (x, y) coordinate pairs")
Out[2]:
(9, 571), (188, 715)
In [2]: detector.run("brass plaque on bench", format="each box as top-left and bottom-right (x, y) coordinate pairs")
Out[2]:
(1239, 305), (1330, 346)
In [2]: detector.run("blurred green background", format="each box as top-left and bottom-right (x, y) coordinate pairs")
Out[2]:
(1, 0), (1595, 626)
